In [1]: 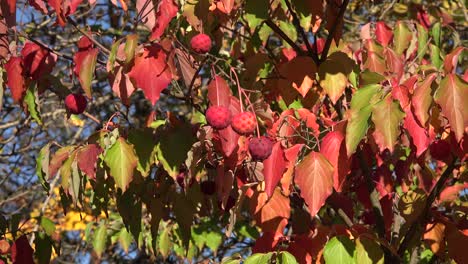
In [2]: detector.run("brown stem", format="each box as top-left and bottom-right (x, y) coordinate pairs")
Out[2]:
(67, 17), (112, 55)
(320, 0), (350, 63)
(397, 158), (457, 256)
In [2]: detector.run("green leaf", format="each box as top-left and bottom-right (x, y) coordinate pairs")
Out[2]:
(244, 253), (274, 264)
(346, 105), (372, 156)
(350, 84), (382, 111)
(277, 251), (298, 264)
(371, 95), (405, 153)
(278, 20), (297, 43)
(205, 231), (222, 252)
(124, 34), (138, 64)
(24, 82), (42, 125)
(430, 44), (442, 69)
(93, 222), (107, 258)
(104, 137), (137, 192)
(394, 21), (412, 55)
(244, 0), (269, 31)
(108, 38), (124, 73)
(319, 52), (355, 104)
(431, 22), (441, 47)
(323, 236), (355, 264)
(155, 123), (195, 178)
(34, 232), (52, 264)
(354, 237), (384, 264)
(40, 217), (55, 236)
(434, 74), (468, 141)
(128, 129), (156, 177)
(119, 228), (133, 253)
(416, 24), (428, 62)
(221, 254), (242, 264)
(36, 143), (51, 192)
(158, 227), (171, 259)
(359, 70), (385, 86)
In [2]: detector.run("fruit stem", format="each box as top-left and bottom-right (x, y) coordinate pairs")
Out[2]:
(240, 89), (260, 138)
(211, 66), (220, 107)
(230, 67), (244, 112)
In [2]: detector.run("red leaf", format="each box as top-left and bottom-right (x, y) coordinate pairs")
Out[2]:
(403, 106), (430, 157)
(320, 131), (350, 192)
(74, 48), (98, 98)
(11, 235), (34, 264)
(287, 227), (330, 263)
(48, 0), (84, 26)
(5, 57), (26, 103)
(21, 42), (57, 80)
(109, 66), (136, 106)
(295, 152), (334, 217)
(263, 142), (288, 198)
(375, 21), (393, 47)
(284, 144), (304, 163)
(149, 0), (178, 41)
(6, 0), (15, 14)
(446, 222), (468, 264)
(28, 0), (48, 13)
(49, 146), (75, 179)
(412, 73), (437, 126)
(207, 75), (231, 107)
(216, 168), (234, 209)
(384, 47), (404, 85)
(251, 189), (290, 233)
(77, 144), (102, 179)
(128, 44), (173, 105)
(296, 108), (320, 137)
(213, 96), (241, 157)
(0, 14), (8, 61)
(439, 183), (468, 203)
(252, 231), (282, 254)
(364, 51), (386, 75)
(444, 47), (465, 74)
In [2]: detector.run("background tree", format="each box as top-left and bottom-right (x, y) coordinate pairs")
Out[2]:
(0, 0), (467, 263)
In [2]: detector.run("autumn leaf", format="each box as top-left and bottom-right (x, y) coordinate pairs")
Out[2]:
(371, 95), (405, 153)
(263, 142), (288, 198)
(318, 52), (354, 104)
(5, 56), (26, 103)
(434, 74), (468, 141)
(403, 106), (430, 157)
(207, 75), (232, 107)
(136, 0), (178, 41)
(128, 44), (173, 105)
(393, 21), (412, 55)
(375, 21), (393, 47)
(278, 56), (317, 99)
(295, 152), (334, 217)
(104, 137), (137, 192)
(412, 73), (437, 126)
(443, 47), (465, 74)
(73, 41), (98, 98)
(21, 42), (57, 80)
(320, 131), (350, 192)
(29, 0), (48, 13)
(11, 235), (34, 264)
(48, 0), (84, 26)
(76, 144), (102, 180)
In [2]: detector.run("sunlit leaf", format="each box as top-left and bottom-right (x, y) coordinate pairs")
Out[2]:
(371, 95), (405, 153)
(104, 137), (137, 192)
(323, 236), (355, 264)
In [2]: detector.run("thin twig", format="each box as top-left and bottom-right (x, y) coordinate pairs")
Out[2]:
(264, 19), (305, 56)
(67, 17), (112, 55)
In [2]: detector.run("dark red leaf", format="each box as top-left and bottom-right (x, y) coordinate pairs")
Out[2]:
(263, 142), (288, 198)
(77, 144), (102, 179)
(375, 21), (393, 47)
(5, 56), (26, 103)
(320, 131), (350, 192)
(48, 0), (84, 26)
(11, 235), (34, 264)
(21, 42), (57, 80)
(403, 108), (430, 157)
(252, 231), (282, 254)
(207, 75), (232, 107)
(28, 0), (47, 13)
(74, 47), (98, 98)
(128, 44), (173, 105)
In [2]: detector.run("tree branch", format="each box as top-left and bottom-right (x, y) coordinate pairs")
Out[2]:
(283, 0), (320, 65)
(320, 0), (350, 63)
(264, 19), (305, 56)
(397, 158), (458, 256)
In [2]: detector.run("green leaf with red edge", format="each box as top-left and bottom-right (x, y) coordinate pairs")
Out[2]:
(383, 47), (404, 84)
(412, 73), (437, 126)
(393, 21), (412, 55)
(128, 44), (172, 105)
(76, 144), (102, 180)
(263, 142), (288, 198)
(11, 235), (34, 264)
(5, 56), (26, 103)
(21, 42), (57, 80)
(294, 152), (334, 217)
(346, 106), (372, 156)
(104, 137), (137, 192)
(74, 48), (98, 98)
(320, 131), (350, 193)
(49, 145), (76, 179)
(434, 74), (468, 141)
(207, 75), (232, 107)
(318, 52), (355, 104)
(371, 95), (405, 153)
(375, 21), (393, 47)
(443, 47), (466, 74)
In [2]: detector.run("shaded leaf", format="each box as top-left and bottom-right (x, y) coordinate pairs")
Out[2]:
(320, 131), (350, 192)
(104, 137), (137, 192)
(77, 144), (102, 180)
(128, 129), (156, 177)
(11, 235), (34, 264)
(354, 237), (384, 264)
(93, 223), (107, 259)
(323, 236), (355, 264)
(295, 152), (334, 217)
(34, 232), (52, 264)
(318, 52), (354, 104)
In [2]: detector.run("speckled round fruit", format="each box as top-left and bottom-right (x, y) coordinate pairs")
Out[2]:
(65, 93), (87, 114)
(190, 33), (212, 53)
(429, 139), (451, 161)
(231, 112), (257, 135)
(206, 106), (232, 129)
(200, 180), (216, 195)
(248, 136), (273, 161)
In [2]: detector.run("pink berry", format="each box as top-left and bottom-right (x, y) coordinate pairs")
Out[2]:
(190, 34), (212, 54)
(206, 106), (232, 129)
(231, 112), (257, 135)
(248, 136), (273, 161)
